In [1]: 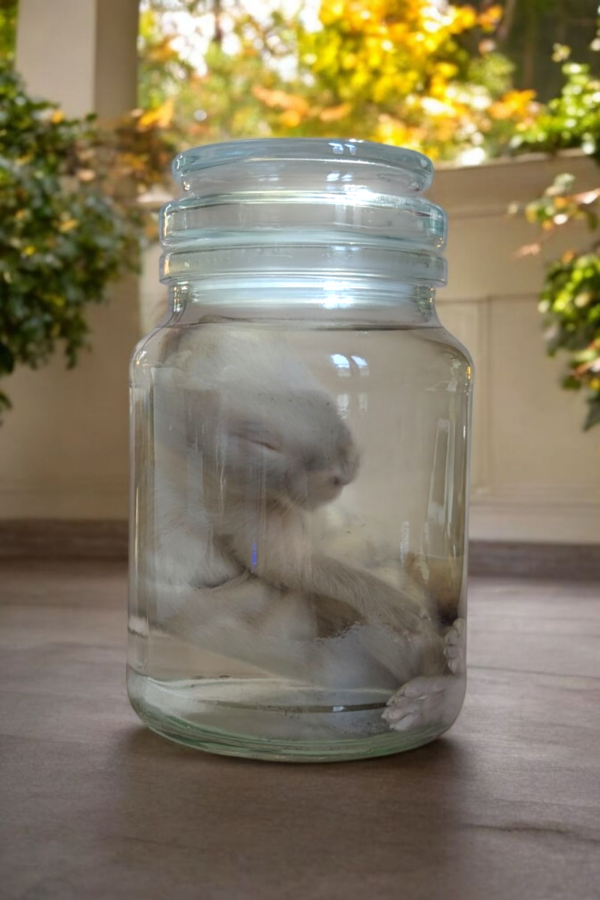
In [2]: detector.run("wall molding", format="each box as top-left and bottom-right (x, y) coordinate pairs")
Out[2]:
(1, 520), (599, 580)
(0, 519), (129, 560)
(430, 151), (597, 215)
(469, 540), (600, 581)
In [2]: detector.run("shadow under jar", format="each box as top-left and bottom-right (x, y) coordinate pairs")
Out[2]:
(128, 138), (473, 762)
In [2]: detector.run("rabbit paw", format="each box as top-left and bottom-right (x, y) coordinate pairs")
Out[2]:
(444, 618), (466, 675)
(382, 676), (450, 732)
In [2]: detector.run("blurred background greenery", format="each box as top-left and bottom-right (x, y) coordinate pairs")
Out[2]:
(0, 0), (599, 426)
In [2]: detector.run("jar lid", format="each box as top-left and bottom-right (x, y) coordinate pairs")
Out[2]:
(161, 139), (447, 287)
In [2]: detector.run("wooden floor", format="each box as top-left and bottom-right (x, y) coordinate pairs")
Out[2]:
(1, 561), (599, 900)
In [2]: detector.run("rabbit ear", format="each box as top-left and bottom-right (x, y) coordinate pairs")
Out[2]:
(151, 368), (221, 455)
(152, 370), (285, 460)
(181, 386), (222, 448)
(179, 389), (284, 455)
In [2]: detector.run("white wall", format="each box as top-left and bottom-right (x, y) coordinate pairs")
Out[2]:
(431, 153), (600, 543)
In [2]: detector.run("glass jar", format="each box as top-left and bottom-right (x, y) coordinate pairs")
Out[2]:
(128, 139), (472, 762)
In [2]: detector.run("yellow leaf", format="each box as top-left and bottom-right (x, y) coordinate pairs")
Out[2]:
(139, 98), (175, 129)
(319, 102), (352, 122)
(253, 86), (309, 114)
(59, 218), (78, 233)
(524, 206), (538, 224)
(478, 5), (503, 32)
(279, 109), (302, 128)
(489, 90), (536, 121)
(452, 7), (477, 31)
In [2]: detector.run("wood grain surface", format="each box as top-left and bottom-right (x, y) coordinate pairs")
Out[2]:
(0, 561), (598, 900)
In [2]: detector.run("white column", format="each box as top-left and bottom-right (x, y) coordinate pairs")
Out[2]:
(16, 0), (139, 117)
(0, 0), (140, 520)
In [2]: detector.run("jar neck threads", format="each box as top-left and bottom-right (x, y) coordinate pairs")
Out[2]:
(167, 280), (441, 328)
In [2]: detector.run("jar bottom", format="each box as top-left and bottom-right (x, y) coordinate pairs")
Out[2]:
(127, 667), (450, 762)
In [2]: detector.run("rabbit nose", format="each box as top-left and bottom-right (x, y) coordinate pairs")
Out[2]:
(332, 472), (350, 488)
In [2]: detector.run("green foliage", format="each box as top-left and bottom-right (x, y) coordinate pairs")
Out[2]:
(0, 0), (18, 64)
(511, 55), (600, 160)
(541, 248), (600, 430)
(0, 65), (171, 416)
(512, 44), (600, 430)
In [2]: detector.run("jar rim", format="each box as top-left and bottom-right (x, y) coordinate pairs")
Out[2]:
(173, 138), (433, 182)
